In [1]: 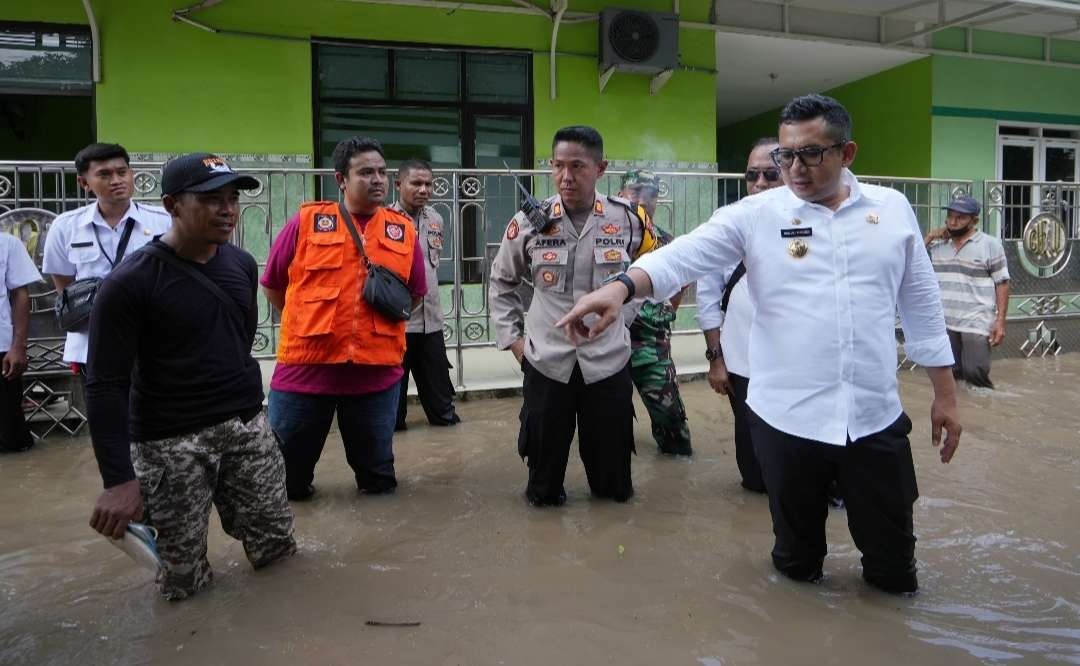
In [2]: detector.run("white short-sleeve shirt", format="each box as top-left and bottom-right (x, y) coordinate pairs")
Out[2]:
(1, 233), (44, 354)
(42, 201), (172, 363)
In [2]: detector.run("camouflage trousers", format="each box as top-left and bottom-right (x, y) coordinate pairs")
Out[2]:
(131, 412), (297, 600)
(629, 303), (692, 456)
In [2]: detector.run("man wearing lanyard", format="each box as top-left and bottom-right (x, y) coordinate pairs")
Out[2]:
(43, 143), (171, 377)
(557, 95), (962, 593)
(390, 159), (461, 430)
(697, 138), (782, 492)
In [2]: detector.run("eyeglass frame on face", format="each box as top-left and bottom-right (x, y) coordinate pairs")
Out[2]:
(744, 168), (781, 184)
(770, 142), (846, 169)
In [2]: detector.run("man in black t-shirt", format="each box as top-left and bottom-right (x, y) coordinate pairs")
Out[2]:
(85, 153), (296, 601)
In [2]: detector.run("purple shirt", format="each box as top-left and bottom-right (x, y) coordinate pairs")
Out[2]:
(261, 211), (427, 395)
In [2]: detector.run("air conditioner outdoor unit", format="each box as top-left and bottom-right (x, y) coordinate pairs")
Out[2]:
(599, 9), (679, 90)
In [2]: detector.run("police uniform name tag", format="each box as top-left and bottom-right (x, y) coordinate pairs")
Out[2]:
(70, 241), (94, 248)
(781, 228), (812, 238)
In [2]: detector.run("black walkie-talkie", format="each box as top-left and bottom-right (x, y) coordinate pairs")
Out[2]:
(504, 161), (554, 234)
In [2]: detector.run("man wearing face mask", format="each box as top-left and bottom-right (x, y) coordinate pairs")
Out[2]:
(697, 137), (782, 492)
(390, 159), (461, 430)
(262, 137), (426, 501)
(924, 197), (1009, 389)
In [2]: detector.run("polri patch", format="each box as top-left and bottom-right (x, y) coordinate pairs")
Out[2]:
(385, 222), (405, 241)
(313, 213), (338, 233)
(506, 219), (520, 240)
(601, 223), (620, 235)
(781, 228), (812, 238)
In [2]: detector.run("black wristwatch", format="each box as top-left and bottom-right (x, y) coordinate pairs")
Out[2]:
(705, 347), (724, 361)
(611, 272), (636, 304)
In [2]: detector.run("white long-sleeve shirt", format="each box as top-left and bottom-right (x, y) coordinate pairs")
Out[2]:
(636, 170), (953, 446)
(696, 266), (752, 378)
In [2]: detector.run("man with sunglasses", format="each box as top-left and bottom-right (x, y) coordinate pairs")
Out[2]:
(557, 94), (962, 594)
(619, 169), (691, 457)
(697, 137), (782, 491)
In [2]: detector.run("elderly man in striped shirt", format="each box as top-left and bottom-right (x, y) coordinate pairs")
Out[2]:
(924, 196), (1010, 389)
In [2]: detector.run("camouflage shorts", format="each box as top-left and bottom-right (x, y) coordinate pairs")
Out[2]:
(131, 411), (297, 601)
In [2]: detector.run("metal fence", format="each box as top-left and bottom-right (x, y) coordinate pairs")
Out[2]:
(984, 180), (1080, 358)
(6, 160), (1043, 438)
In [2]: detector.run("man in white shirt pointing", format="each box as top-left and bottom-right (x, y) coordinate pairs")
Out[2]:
(557, 94), (961, 594)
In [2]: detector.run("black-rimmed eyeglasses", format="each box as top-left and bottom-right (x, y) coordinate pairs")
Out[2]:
(770, 142), (845, 169)
(745, 168), (781, 183)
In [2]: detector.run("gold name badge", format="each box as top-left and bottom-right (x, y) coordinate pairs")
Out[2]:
(788, 239), (809, 258)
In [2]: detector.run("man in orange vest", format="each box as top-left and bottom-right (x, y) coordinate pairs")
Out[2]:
(262, 137), (427, 501)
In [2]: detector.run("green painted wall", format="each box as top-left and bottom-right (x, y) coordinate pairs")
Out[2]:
(716, 58), (933, 177)
(1, 0), (716, 164)
(932, 27), (1080, 66)
(930, 56), (1080, 183)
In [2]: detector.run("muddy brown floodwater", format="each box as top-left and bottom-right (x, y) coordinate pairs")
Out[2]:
(1, 356), (1078, 665)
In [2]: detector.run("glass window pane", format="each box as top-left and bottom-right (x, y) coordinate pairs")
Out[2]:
(318, 46), (388, 100)
(0, 26), (91, 92)
(474, 116), (524, 249)
(394, 49), (459, 102)
(1001, 144), (1034, 240)
(465, 53), (528, 104)
(318, 104), (461, 168)
(1045, 146), (1077, 182)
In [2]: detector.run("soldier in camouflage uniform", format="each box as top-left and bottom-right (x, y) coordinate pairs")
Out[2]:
(86, 154), (296, 600)
(620, 169), (693, 456)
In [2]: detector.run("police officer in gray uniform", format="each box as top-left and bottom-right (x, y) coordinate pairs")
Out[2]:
(489, 126), (647, 506)
(391, 159), (461, 429)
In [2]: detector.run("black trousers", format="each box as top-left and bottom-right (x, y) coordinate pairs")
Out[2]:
(0, 353), (33, 452)
(518, 360), (634, 505)
(396, 331), (460, 428)
(726, 372), (765, 492)
(748, 409), (919, 593)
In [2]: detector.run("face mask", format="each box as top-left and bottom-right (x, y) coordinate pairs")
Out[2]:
(948, 224), (973, 238)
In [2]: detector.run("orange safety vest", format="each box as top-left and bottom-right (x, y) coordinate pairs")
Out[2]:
(277, 202), (416, 366)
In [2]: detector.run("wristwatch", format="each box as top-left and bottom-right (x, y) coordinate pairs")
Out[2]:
(705, 346), (724, 361)
(606, 272), (636, 304)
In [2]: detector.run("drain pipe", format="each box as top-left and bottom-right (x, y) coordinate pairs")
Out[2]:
(80, 0), (101, 83)
(549, 0), (568, 100)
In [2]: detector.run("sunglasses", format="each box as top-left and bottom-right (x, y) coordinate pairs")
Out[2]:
(745, 168), (781, 183)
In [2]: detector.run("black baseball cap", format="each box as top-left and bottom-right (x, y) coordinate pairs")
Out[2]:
(161, 153), (260, 196)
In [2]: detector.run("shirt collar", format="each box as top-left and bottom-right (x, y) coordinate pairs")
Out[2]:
(783, 168), (864, 213)
(389, 201), (426, 221)
(81, 200), (141, 229)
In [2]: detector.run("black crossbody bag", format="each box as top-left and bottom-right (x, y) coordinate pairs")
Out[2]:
(55, 218), (136, 333)
(338, 202), (412, 322)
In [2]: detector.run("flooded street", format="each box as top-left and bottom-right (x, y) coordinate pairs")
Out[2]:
(1, 355), (1078, 665)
